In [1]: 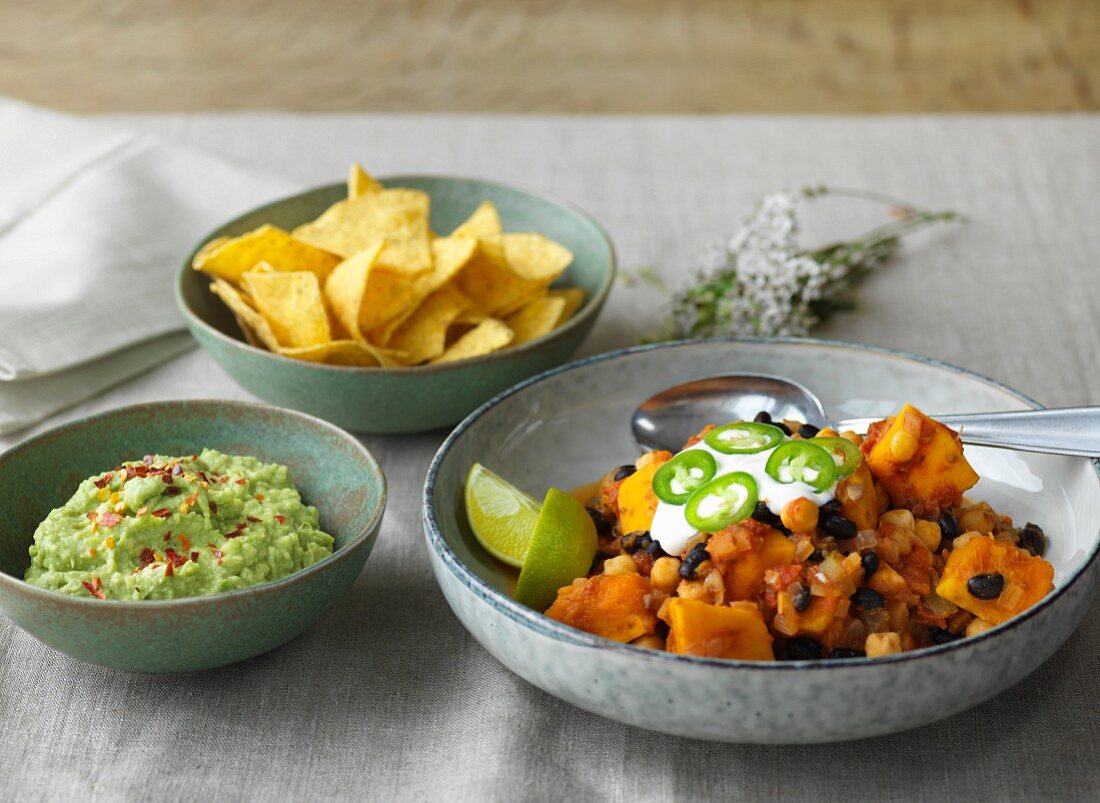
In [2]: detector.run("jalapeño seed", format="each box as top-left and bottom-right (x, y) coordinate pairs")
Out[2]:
(967, 573), (1005, 600)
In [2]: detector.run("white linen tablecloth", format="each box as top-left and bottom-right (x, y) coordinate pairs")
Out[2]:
(2, 113), (1099, 801)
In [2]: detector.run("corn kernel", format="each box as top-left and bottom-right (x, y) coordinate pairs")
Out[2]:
(178, 502), (191, 516)
(602, 554), (637, 576)
(105, 536), (116, 550)
(88, 547), (96, 557)
(113, 501), (126, 513)
(865, 632), (902, 657)
(109, 492), (120, 504)
(889, 430), (919, 462)
(96, 487), (111, 502)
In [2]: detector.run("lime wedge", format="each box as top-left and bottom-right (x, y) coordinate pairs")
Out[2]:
(465, 463), (542, 568)
(515, 488), (598, 611)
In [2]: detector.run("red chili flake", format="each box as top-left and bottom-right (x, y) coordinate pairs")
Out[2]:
(165, 486), (181, 497)
(93, 474), (112, 489)
(82, 577), (106, 599)
(164, 548), (188, 568)
(136, 548), (156, 571)
(97, 511), (122, 528)
(198, 472), (209, 484)
(125, 465), (138, 480)
(246, 516), (261, 523)
(135, 506), (148, 517)
(191, 453), (198, 460)
(172, 463), (184, 476)
(207, 542), (217, 549)
(163, 531), (172, 542)
(234, 478), (246, 485)
(162, 473), (174, 485)
(274, 514), (286, 525)
(209, 500), (218, 515)
(254, 494), (265, 502)
(220, 476), (229, 484)
(185, 492), (199, 506)
(151, 508), (170, 519)
(191, 551), (199, 562)
(164, 561), (174, 577)
(85, 511), (97, 520)
(179, 535), (190, 550)
(142, 455), (154, 465)
(134, 465), (149, 478)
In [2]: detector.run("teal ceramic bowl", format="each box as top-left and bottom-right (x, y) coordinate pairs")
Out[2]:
(0, 400), (385, 672)
(176, 176), (616, 434)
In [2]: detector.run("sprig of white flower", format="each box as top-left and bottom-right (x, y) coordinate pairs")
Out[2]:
(646, 186), (962, 342)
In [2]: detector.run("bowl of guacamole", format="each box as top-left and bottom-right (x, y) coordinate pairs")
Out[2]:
(0, 400), (385, 672)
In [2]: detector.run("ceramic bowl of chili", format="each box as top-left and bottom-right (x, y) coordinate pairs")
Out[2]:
(422, 338), (1100, 743)
(176, 176), (616, 435)
(0, 399), (386, 672)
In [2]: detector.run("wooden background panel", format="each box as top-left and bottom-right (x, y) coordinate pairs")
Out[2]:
(0, 0), (1096, 113)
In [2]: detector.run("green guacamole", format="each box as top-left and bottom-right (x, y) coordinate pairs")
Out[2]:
(25, 449), (334, 600)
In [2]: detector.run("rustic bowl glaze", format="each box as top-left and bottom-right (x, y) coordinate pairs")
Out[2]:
(423, 338), (1100, 743)
(0, 400), (385, 672)
(177, 176), (616, 434)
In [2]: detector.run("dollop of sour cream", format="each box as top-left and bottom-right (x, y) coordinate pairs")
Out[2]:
(650, 438), (839, 556)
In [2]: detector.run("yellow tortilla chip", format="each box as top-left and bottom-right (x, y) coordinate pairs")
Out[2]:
(430, 318), (514, 365)
(502, 233), (573, 282)
(454, 237), (543, 315)
(322, 241), (384, 339)
(241, 269), (331, 348)
(348, 163), (383, 199)
(367, 236), (477, 344)
(387, 285), (472, 364)
(208, 279), (280, 352)
(452, 200), (502, 240)
(276, 339), (412, 367)
(193, 225), (341, 284)
(292, 188), (432, 271)
(504, 294), (568, 346)
(549, 288), (586, 323)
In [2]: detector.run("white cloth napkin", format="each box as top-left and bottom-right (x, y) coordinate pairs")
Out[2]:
(0, 99), (298, 434)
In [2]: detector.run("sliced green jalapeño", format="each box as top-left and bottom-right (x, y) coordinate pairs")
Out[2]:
(813, 437), (862, 478)
(704, 422), (786, 455)
(684, 472), (759, 533)
(765, 441), (837, 492)
(653, 449), (718, 505)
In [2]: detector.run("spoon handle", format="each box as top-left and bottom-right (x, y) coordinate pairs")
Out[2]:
(836, 407), (1100, 458)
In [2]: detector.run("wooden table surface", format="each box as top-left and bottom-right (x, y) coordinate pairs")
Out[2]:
(2, 0), (1097, 113)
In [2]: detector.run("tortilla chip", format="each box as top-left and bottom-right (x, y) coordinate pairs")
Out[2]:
(208, 279), (280, 351)
(452, 200), (502, 240)
(367, 236), (478, 344)
(292, 188), (432, 271)
(504, 294), (568, 346)
(322, 241), (384, 339)
(387, 285), (472, 364)
(193, 225), (341, 284)
(241, 269), (331, 348)
(454, 237), (543, 315)
(549, 287), (586, 323)
(276, 339), (411, 367)
(348, 163), (383, 199)
(430, 318), (514, 365)
(502, 233), (573, 282)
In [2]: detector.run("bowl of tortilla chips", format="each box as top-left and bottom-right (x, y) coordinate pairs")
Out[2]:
(176, 166), (615, 434)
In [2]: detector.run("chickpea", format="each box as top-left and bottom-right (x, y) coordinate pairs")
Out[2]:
(781, 497), (819, 533)
(840, 430), (863, 445)
(631, 634), (665, 651)
(914, 519), (942, 551)
(865, 632), (902, 657)
(958, 505), (997, 534)
(602, 554), (637, 576)
(966, 619), (995, 637)
(650, 556), (682, 593)
(880, 509), (915, 531)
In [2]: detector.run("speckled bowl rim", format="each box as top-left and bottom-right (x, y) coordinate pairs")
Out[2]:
(0, 399), (386, 609)
(175, 175), (617, 374)
(423, 336), (1100, 671)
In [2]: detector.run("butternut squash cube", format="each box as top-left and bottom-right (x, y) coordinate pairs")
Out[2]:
(936, 535), (1054, 624)
(664, 598), (774, 660)
(836, 461), (879, 531)
(862, 404), (979, 515)
(867, 562), (909, 600)
(616, 455), (668, 534)
(797, 595), (839, 639)
(545, 573), (658, 642)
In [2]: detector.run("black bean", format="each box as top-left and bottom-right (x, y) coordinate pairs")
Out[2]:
(792, 584), (811, 612)
(807, 550), (825, 563)
(1019, 522), (1047, 557)
(822, 515), (858, 540)
(646, 539), (666, 558)
(828, 647), (864, 660)
(850, 586), (886, 609)
(590, 552), (612, 574)
(819, 499), (842, 517)
(620, 531), (651, 554)
(928, 626), (963, 645)
(799, 423), (820, 439)
(786, 636), (823, 660)
(586, 507), (610, 535)
(753, 411), (773, 423)
(751, 500), (783, 528)
(613, 464), (636, 482)
(774, 421), (792, 436)
(967, 573), (1005, 600)
(861, 551), (880, 578)
(678, 543), (709, 580)
(938, 511), (960, 541)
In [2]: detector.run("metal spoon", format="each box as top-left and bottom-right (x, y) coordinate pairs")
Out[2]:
(631, 373), (1100, 458)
